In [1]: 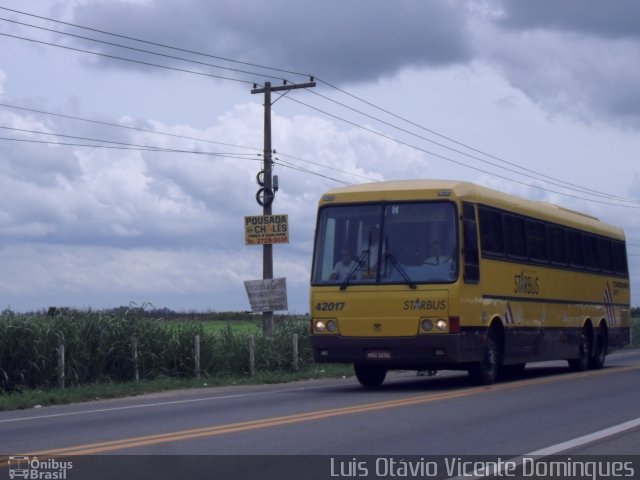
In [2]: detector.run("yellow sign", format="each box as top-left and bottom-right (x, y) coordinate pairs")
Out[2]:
(244, 214), (289, 245)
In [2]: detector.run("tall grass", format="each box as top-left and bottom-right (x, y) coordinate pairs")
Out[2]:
(0, 307), (312, 392)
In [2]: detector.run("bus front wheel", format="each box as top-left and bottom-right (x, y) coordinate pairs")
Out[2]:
(354, 364), (387, 388)
(468, 334), (499, 385)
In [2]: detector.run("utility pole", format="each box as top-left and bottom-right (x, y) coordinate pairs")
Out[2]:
(251, 79), (315, 337)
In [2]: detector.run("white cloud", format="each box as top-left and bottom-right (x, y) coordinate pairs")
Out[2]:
(1, 0), (640, 311)
(0, 96), (433, 311)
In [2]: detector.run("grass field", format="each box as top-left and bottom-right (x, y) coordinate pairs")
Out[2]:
(1, 309), (638, 411)
(0, 308), (354, 410)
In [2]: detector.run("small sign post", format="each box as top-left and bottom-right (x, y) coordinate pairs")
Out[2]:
(244, 278), (288, 312)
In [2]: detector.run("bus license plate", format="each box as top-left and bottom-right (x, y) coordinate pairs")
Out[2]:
(366, 350), (391, 360)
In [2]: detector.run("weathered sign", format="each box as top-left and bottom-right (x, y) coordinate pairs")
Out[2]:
(244, 277), (288, 312)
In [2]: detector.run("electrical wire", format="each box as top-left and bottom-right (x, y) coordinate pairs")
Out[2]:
(0, 31), (256, 85)
(0, 102), (261, 152)
(275, 152), (378, 183)
(274, 159), (352, 186)
(5, 134), (639, 244)
(0, 125), (261, 158)
(1, 8), (624, 197)
(0, 16), (290, 84)
(0, 5), (312, 80)
(2, 6), (639, 208)
(0, 103), (369, 184)
(0, 136), (352, 186)
(306, 86), (640, 206)
(0, 135), (254, 158)
(0, 130), (356, 185)
(282, 95), (640, 209)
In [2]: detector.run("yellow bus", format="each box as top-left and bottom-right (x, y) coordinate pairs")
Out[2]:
(309, 180), (631, 387)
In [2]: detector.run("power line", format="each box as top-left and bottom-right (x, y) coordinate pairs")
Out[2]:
(6, 134), (639, 239)
(1, 136), (352, 186)
(0, 5), (311, 80)
(275, 151), (378, 183)
(3, 6), (639, 207)
(281, 95), (640, 209)
(5, 4), (626, 200)
(306, 86), (640, 206)
(0, 125), (260, 158)
(0, 103), (367, 184)
(0, 102), (262, 152)
(274, 158), (352, 186)
(0, 135), (260, 161)
(0, 31), (256, 85)
(0, 16), (290, 84)
(0, 128), (356, 185)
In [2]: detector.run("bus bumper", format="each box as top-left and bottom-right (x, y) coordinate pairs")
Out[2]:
(310, 331), (483, 369)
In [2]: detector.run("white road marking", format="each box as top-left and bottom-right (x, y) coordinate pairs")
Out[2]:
(0, 383), (334, 424)
(447, 417), (640, 480)
(526, 416), (640, 456)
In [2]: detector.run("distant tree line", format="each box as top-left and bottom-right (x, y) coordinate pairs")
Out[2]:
(44, 306), (306, 322)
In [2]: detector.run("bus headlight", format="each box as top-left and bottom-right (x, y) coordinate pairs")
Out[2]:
(420, 317), (460, 334)
(314, 320), (338, 333)
(435, 318), (448, 332)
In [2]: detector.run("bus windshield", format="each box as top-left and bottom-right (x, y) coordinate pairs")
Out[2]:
(311, 201), (458, 287)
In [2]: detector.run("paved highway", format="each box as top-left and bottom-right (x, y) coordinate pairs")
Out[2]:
(1, 350), (639, 478)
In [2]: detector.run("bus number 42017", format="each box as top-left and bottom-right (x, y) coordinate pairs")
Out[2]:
(316, 302), (345, 312)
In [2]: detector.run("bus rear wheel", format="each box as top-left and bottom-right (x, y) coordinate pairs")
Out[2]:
(468, 334), (499, 385)
(568, 332), (590, 371)
(588, 327), (606, 370)
(354, 364), (387, 388)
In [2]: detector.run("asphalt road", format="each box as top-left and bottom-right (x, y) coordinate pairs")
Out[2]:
(1, 350), (639, 479)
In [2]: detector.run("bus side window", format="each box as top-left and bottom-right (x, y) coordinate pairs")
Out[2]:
(478, 206), (504, 256)
(612, 241), (628, 276)
(463, 203), (480, 283)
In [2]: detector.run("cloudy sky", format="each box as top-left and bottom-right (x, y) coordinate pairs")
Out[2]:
(0, 0), (639, 313)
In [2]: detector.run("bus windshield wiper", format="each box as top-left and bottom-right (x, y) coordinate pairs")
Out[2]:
(385, 253), (417, 289)
(340, 249), (369, 290)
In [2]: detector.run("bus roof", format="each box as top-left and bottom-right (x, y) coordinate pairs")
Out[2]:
(319, 179), (625, 240)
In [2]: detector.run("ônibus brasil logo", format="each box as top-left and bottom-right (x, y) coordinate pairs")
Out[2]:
(8, 456), (73, 480)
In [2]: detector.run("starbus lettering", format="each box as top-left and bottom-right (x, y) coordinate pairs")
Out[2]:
(514, 271), (540, 295)
(403, 299), (447, 311)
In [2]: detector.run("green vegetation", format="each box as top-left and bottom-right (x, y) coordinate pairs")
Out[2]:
(0, 306), (351, 410)
(0, 364), (351, 412)
(2, 306), (638, 411)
